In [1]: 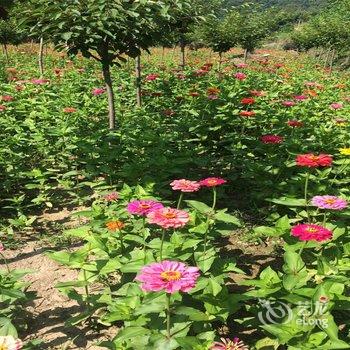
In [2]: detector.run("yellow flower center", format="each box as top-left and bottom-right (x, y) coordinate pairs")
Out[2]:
(0, 345), (8, 350)
(163, 212), (177, 219)
(161, 271), (182, 282)
(310, 156), (320, 161)
(140, 203), (151, 209)
(207, 179), (218, 185)
(324, 199), (336, 205)
(306, 227), (318, 233)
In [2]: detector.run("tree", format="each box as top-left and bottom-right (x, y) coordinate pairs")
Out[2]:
(21, 0), (189, 129)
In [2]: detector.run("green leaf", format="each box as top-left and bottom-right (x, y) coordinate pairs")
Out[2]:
(214, 210), (241, 226)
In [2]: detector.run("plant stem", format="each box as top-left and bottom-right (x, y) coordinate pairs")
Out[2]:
(83, 268), (90, 309)
(212, 187), (217, 210)
(177, 192), (184, 209)
(203, 216), (210, 259)
(166, 293), (171, 339)
(160, 229), (166, 261)
(142, 217), (146, 261)
(304, 172), (311, 222)
(298, 241), (307, 257)
(0, 253), (10, 273)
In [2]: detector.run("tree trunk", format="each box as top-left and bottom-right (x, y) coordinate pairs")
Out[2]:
(102, 62), (116, 130)
(218, 52), (223, 73)
(38, 37), (44, 78)
(180, 37), (185, 70)
(3, 43), (9, 63)
(329, 49), (336, 73)
(244, 49), (249, 63)
(135, 55), (142, 107)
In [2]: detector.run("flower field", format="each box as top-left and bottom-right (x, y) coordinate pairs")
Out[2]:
(0, 45), (350, 350)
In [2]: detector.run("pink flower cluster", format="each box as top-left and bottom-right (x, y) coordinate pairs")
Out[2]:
(136, 260), (200, 294)
(127, 200), (164, 216)
(291, 224), (333, 242)
(104, 192), (119, 202)
(170, 179), (200, 192)
(211, 337), (248, 350)
(147, 207), (189, 229)
(234, 72), (247, 80)
(311, 195), (347, 210)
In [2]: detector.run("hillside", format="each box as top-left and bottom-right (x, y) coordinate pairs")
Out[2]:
(223, 0), (329, 9)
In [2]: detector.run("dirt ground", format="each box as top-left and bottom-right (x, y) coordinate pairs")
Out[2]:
(4, 207), (116, 350)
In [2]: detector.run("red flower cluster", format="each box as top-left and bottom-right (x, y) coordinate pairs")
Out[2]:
(296, 154), (333, 167)
(240, 111), (256, 117)
(287, 120), (303, 128)
(291, 224), (332, 242)
(260, 135), (283, 144)
(241, 97), (255, 105)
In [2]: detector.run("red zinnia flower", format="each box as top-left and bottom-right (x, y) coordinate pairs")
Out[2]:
(63, 107), (77, 113)
(287, 120), (303, 128)
(241, 97), (255, 105)
(240, 110), (256, 117)
(296, 154), (333, 167)
(199, 177), (227, 187)
(260, 135), (283, 144)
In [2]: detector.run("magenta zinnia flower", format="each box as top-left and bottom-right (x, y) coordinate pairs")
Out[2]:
(135, 260), (200, 293)
(0, 336), (23, 350)
(127, 200), (164, 216)
(234, 72), (247, 80)
(211, 337), (249, 350)
(291, 224), (332, 242)
(1, 95), (13, 102)
(200, 177), (227, 187)
(282, 100), (295, 107)
(92, 88), (105, 95)
(170, 179), (201, 193)
(330, 103), (343, 110)
(311, 196), (347, 210)
(147, 207), (189, 229)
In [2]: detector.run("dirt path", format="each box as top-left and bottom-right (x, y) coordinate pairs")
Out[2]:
(3, 207), (114, 349)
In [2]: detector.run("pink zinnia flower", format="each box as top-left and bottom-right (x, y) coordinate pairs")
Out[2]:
(0, 105), (6, 111)
(147, 207), (189, 229)
(0, 335), (23, 350)
(0, 242), (4, 252)
(200, 177), (227, 187)
(103, 192), (119, 202)
(282, 100), (295, 107)
(330, 103), (343, 110)
(127, 200), (164, 216)
(260, 135), (283, 144)
(194, 69), (209, 77)
(235, 63), (248, 69)
(211, 337), (249, 350)
(31, 79), (49, 85)
(291, 224), (333, 242)
(311, 195), (347, 210)
(135, 260), (200, 293)
(208, 94), (219, 100)
(170, 179), (201, 193)
(1, 95), (13, 102)
(92, 88), (105, 96)
(145, 74), (159, 81)
(294, 95), (308, 101)
(234, 72), (247, 80)
(287, 120), (303, 128)
(296, 154), (333, 167)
